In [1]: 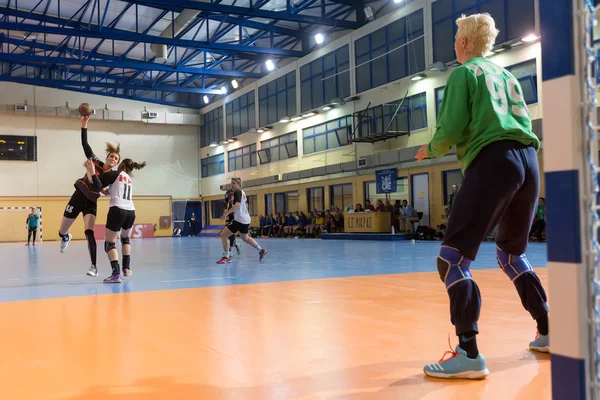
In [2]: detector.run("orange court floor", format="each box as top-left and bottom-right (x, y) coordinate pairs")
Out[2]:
(0, 238), (550, 399)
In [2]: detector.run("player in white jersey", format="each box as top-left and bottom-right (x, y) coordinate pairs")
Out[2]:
(217, 177), (267, 264)
(90, 158), (146, 282)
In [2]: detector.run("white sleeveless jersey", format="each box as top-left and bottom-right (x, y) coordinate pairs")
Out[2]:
(109, 171), (135, 211)
(233, 189), (251, 224)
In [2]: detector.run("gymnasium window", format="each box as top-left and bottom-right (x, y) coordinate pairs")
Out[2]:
(259, 71), (297, 126)
(364, 177), (409, 204)
(201, 153), (225, 178)
(275, 191), (299, 213)
(299, 45), (350, 113)
(443, 169), (463, 205)
(307, 187), (324, 211)
(200, 107), (223, 148)
(265, 193), (273, 216)
(225, 91), (256, 139)
(258, 132), (298, 164)
(505, 59), (538, 104)
(435, 87), (445, 117)
(330, 183), (353, 210)
(302, 116), (351, 155)
(432, 0), (535, 64)
(228, 143), (257, 172)
(354, 9), (425, 93)
(247, 195), (258, 216)
(211, 200), (225, 219)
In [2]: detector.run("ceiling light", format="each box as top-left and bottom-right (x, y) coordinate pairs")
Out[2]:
(330, 97), (345, 105)
(410, 73), (426, 81)
(428, 61), (447, 71)
(203, 95), (209, 104)
(265, 59), (275, 71)
(291, 116), (302, 121)
(521, 34), (539, 42)
(393, 0), (403, 3)
(302, 112), (316, 118)
(257, 129), (265, 133)
(209, 142), (218, 147)
(231, 80), (239, 89)
(484, 51), (494, 57)
(322, 105), (333, 111)
(315, 33), (324, 44)
(221, 86), (228, 94)
(227, 139), (235, 143)
(280, 116), (290, 123)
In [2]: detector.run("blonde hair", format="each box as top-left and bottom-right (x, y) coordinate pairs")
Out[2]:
(456, 13), (499, 57)
(231, 177), (242, 187)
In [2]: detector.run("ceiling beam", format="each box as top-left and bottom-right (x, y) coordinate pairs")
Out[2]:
(0, 47), (263, 79)
(0, 12), (305, 58)
(128, 0), (360, 29)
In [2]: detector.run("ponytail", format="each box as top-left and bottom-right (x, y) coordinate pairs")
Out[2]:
(105, 142), (121, 157)
(119, 158), (147, 175)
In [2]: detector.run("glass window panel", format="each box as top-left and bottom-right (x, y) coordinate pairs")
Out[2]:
(407, 9), (423, 32)
(408, 37), (426, 75)
(371, 28), (386, 49)
(301, 81), (312, 113)
(311, 58), (323, 75)
(311, 78), (324, 108)
(506, 0), (535, 39)
(355, 36), (370, 56)
(432, 0), (452, 22)
(315, 134), (327, 152)
(300, 64), (311, 81)
(327, 131), (339, 148)
(509, 60), (536, 78)
(287, 71), (296, 87)
(277, 92), (287, 118)
(304, 138), (314, 154)
(433, 19), (455, 63)
(267, 80), (277, 95)
(287, 88), (296, 117)
(455, 0), (476, 11)
(356, 63), (371, 93)
(388, 18), (406, 42)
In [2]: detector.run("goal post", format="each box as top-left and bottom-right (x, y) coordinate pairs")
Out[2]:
(0, 206), (43, 243)
(541, 0), (596, 398)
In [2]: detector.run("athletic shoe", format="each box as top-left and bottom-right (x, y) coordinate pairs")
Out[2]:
(60, 234), (72, 253)
(123, 268), (132, 277)
(529, 331), (549, 353)
(217, 257), (232, 264)
(235, 242), (242, 255)
(103, 274), (122, 283)
(25, 243), (29, 246)
(423, 342), (489, 379)
(86, 264), (98, 277)
(259, 248), (267, 261)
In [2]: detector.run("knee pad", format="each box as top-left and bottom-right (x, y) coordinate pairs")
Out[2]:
(437, 246), (473, 290)
(84, 229), (94, 238)
(104, 241), (116, 253)
(496, 247), (532, 282)
(120, 237), (130, 246)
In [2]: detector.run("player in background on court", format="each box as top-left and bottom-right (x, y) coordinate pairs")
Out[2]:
(224, 188), (242, 257)
(415, 13), (549, 379)
(217, 177), (266, 264)
(25, 208), (40, 246)
(88, 158), (146, 283)
(59, 116), (121, 278)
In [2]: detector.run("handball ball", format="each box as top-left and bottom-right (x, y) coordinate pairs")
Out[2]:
(79, 103), (93, 116)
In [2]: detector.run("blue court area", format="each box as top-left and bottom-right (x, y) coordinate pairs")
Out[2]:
(0, 238), (548, 303)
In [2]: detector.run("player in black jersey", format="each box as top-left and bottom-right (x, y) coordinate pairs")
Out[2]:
(224, 189), (242, 256)
(58, 116), (121, 278)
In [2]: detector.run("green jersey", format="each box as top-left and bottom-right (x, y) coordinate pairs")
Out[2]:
(427, 57), (540, 173)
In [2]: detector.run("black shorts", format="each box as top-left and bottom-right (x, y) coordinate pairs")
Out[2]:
(228, 220), (249, 234)
(64, 189), (97, 218)
(106, 206), (136, 232)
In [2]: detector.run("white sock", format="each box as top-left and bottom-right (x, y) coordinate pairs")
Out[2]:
(256, 245), (262, 252)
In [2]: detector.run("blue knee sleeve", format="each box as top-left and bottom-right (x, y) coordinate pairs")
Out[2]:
(496, 247), (532, 281)
(437, 246), (473, 290)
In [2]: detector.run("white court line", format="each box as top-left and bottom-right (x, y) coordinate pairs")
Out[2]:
(306, 300), (322, 304)
(161, 277), (233, 283)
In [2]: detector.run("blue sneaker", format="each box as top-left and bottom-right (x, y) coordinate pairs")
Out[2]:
(529, 331), (549, 353)
(424, 344), (489, 379)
